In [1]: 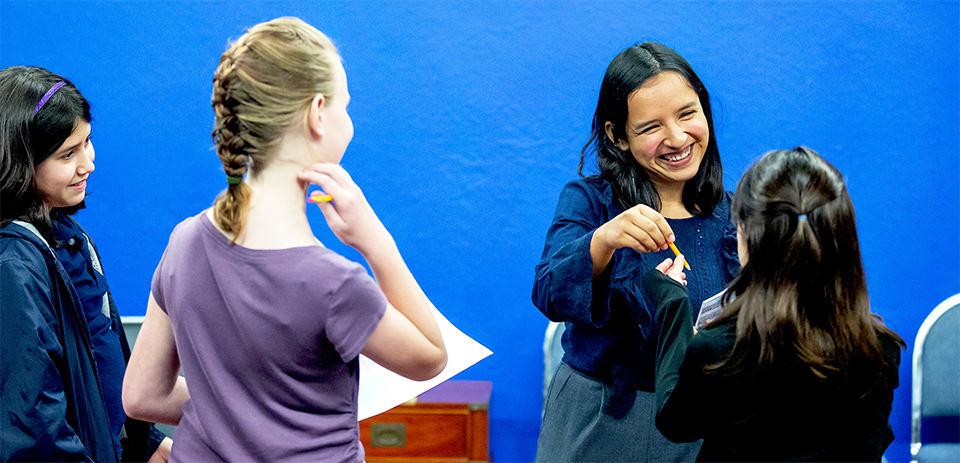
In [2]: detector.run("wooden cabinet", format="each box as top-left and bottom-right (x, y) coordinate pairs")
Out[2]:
(359, 380), (492, 463)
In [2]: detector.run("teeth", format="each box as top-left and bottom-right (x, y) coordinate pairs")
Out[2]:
(664, 147), (691, 162)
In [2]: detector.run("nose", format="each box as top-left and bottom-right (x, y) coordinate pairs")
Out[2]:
(78, 142), (96, 174)
(662, 122), (686, 149)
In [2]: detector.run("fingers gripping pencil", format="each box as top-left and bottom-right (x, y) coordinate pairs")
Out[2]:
(307, 191), (333, 204)
(668, 242), (691, 270)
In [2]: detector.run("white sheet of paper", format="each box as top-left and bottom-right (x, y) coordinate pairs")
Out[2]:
(357, 297), (492, 421)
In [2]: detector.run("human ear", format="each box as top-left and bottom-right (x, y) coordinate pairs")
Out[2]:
(737, 224), (749, 266)
(307, 93), (325, 140)
(604, 121), (629, 151)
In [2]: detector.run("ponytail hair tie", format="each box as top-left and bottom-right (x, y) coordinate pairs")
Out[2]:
(226, 175), (243, 185)
(797, 214), (808, 220)
(35, 81), (66, 114)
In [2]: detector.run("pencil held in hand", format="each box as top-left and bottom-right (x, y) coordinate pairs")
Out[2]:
(308, 192), (333, 204)
(668, 242), (691, 270)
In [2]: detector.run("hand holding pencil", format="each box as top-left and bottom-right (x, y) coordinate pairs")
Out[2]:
(297, 162), (392, 257)
(668, 242), (691, 270)
(590, 203), (678, 277)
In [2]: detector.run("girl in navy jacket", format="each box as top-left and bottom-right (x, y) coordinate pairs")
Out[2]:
(0, 66), (170, 462)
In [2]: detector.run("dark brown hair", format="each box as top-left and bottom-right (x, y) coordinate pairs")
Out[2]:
(713, 147), (904, 394)
(0, 66), (91, 244)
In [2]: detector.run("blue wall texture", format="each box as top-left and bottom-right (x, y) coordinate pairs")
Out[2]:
(3, 1), (957, 461)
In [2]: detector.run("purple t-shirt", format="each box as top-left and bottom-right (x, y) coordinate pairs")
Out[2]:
(151, 211), (386, 462)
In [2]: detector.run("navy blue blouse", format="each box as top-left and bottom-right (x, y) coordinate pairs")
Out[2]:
(532, 177), (739, 413)
(52, 214), (126, 457)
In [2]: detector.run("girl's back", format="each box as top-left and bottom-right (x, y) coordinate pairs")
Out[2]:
(153, 212), (386, 461)
(688, 319), (901, 461)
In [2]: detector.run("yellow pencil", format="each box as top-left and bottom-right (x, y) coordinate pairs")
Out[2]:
(668, 242), (691, 270)
(308, 193), (333, 203)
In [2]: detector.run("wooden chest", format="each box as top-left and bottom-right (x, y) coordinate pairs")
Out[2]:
(359, 380), (492, 463)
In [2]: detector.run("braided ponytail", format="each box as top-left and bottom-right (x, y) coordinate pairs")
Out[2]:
(209, 17), (339, 240)
(211, 41), (252, 237)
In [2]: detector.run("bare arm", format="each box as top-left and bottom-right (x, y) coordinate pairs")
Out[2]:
(298, 163), (446, 380)
(122, 293), (189, 426)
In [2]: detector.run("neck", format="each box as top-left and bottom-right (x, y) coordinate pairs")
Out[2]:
(656, 181), (693, 219)
(229, 137), (320, 249)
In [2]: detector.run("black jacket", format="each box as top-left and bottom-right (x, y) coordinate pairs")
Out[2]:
(1, 218), (164, 462)
(644, 271), (900, 462)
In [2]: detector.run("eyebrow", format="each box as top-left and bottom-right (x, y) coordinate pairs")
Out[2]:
(631, 101), (700, 132)
(54, 141), (83, 157)
(53, 131), (90, 157)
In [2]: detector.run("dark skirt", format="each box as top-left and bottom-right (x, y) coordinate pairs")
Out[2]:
(536, 363), (701, 462)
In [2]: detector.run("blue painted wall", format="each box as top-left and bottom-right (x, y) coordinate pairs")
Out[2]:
(3, 1), (957, 461)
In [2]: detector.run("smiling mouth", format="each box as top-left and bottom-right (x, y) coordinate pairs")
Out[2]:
(661, 146), (692, 163)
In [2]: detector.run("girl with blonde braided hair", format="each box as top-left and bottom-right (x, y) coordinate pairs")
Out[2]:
(123, 17), (446, 462)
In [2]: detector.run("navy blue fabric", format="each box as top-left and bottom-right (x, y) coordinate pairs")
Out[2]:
(52, 215), (126, 457)
(1, 217), (164, 462)
(532, 177), (739, 396)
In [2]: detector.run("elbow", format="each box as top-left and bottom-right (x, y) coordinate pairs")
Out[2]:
(122, 376), (187, 426)
(655, 412), (699, 444)
(122, 384), (173, 425)
(122, 377), (169, 423)
(121, 383), (150, 421)
(403, 345), (447, 381)
(655, 416), (683, 443)
(408, 346), (447, 382)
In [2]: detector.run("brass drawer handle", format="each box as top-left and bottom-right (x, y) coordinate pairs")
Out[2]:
(370, 423), (406, 447)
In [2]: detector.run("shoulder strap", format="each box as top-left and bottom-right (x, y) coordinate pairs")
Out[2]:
(13, 220), (111, 319)
(82, 234), (110, 319)
(11, 220), (54, 253)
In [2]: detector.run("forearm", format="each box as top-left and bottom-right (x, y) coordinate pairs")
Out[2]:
(643, 270), (703, 442)
(363, 238), (443, 351)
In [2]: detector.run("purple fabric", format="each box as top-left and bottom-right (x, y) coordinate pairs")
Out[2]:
(151, 211), (386, 462)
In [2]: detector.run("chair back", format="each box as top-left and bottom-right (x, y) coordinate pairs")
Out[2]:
(912, 294), (960, 459)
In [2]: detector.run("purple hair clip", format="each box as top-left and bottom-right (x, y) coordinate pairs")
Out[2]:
(34, 81), (66, 114)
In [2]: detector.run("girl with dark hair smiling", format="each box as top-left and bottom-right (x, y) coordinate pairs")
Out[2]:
(532, 42), (739, 462)
(0, 66), (170, 462)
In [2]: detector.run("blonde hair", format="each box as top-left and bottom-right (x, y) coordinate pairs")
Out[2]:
(210, 17), (340, 238)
